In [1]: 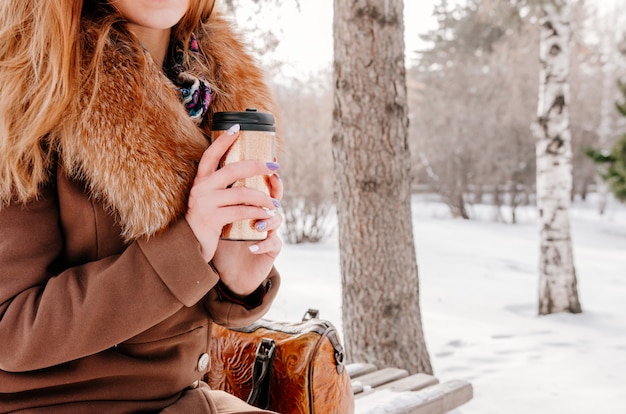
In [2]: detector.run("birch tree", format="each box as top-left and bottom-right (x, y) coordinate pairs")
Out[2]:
(532, 0), (582, 315)
(333, 0), (432, 373)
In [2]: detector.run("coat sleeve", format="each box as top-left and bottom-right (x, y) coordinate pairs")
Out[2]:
(203, 267), (280, 329)
(0, 184), (220, 373)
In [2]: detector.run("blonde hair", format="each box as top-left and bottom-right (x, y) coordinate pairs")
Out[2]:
(0, 0), (216, 205)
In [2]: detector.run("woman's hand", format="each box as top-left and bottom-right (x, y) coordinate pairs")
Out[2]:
(185, 125), (283, 296)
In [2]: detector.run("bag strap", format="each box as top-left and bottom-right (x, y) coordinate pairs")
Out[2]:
(302, 309), (345, 374)
(246, 338), (276, 409)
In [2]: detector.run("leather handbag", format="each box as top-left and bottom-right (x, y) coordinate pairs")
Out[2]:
(207, 309), (355, 414)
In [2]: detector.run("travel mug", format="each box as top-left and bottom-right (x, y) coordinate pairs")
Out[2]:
(211, 109), (276, 241)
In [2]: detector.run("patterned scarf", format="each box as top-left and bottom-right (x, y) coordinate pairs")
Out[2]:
(165, 33), (213, 123)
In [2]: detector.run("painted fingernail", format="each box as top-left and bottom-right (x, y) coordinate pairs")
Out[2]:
(255, 221), (268, 232)
(227, 124), (240, 135)
(272, 199), (281, 208)
(266, 162), (280, 171)
(248, 245), (260, 253)
(274, 173), (281, 181)
(264, 208), (276, 217)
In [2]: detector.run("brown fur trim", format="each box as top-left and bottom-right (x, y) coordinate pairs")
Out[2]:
(56, 13), (276, 241)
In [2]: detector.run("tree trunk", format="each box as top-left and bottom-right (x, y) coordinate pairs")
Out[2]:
(332, 0), (432, 374)
(533, 0), (582, 315)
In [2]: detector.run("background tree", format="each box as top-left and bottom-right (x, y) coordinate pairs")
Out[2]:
(332, 0), (432, 373)
(586, 80), (626, 202)
(273, 73), (336, 243)
(531, 0), (582, 315)
(584, 4), (626, 210)
(222, 0), (299, 67)
(409, 0), (536, 221)
(407, 0), (613, 222)
(568, 1), (604, 203)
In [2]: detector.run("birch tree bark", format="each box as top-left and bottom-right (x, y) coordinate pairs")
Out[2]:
(332, 0), (432, 373)
(532, 0), (582, 315)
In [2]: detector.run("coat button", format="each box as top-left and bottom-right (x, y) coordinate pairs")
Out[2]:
(197, 353), (210, 372)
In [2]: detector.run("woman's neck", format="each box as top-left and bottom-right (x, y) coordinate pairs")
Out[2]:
(127, 24), (171, 67)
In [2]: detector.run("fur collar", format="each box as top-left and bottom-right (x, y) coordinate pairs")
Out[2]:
(58, 13), (276, 241)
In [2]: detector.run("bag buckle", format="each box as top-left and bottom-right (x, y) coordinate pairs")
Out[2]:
(302, 308), (319, 321)
(257, 338), (276, 362)
(247, 338), (276, 409)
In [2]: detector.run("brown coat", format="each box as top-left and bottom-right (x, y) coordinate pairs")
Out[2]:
(0, 12), (279, 414)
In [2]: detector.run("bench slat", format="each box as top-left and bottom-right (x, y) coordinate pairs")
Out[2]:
(346, 363), (378, 379)
(377, 373), (439, 392)
(401, 380), (473, 414)
(439, 380), (474, 413)
(351, 367), (409, 396)
(354, 379), (473, 414)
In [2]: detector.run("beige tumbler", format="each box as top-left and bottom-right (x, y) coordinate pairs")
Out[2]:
(211, 109), (276, 241)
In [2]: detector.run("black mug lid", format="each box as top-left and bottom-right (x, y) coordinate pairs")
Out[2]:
(212, 108), (275, 132)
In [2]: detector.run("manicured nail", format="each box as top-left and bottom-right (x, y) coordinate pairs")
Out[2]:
(272, 199), (281, 208)
(274, 173), (281, 181)
(266, 162), (280, 171)
(264, 208), (276, 217)
(255, 221), (268, 232)
(227, 124), (240, 135)
(248, 245), (260, 253)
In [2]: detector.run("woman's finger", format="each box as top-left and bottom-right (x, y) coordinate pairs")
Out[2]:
(190, 186), (277, 211)
(247, 232), (282, 256)
(215, 205), (277, 228)
(253, 210), (283, 234)
(196, 124), (241, 178)
(267, 173), (283, 202)
(204, 159), (280, 190)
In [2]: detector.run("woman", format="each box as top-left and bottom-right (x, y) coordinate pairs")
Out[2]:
(0, 0), (283, 412)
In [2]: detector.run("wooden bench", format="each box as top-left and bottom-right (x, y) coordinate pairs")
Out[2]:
(347, 363), (473, 414)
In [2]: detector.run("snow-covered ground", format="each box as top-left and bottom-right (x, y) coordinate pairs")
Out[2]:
(265, 195), (626, 414)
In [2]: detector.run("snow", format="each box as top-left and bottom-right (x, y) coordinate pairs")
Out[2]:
(264, 194), (626, 414)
